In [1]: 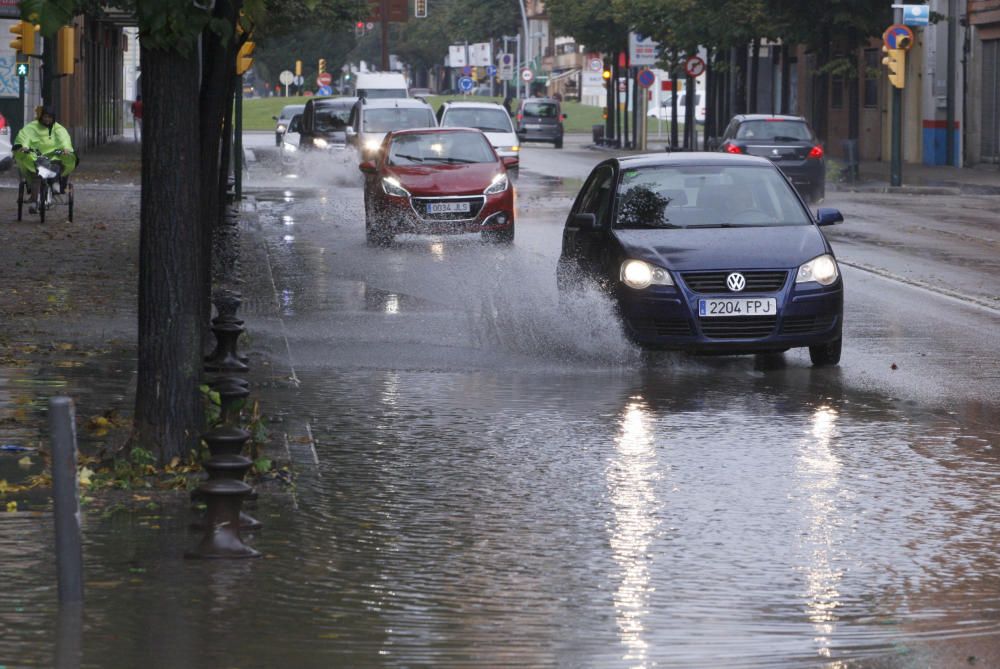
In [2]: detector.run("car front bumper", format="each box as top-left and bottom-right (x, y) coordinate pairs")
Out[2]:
(375, 190), (515, 235)
(616, 275), (842, 352)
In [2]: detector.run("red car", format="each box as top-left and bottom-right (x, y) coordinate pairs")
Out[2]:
(359, 127), (518, 246)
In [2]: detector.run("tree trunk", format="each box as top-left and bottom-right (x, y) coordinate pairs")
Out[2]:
(704, 49), (714, 149)
(134, 41), (204, 465)
(199, 0), (242, 329)
(734, 44), (748, 115)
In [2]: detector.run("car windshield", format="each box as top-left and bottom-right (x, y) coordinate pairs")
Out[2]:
(522, 102), (558, 118)
(360, 89), (409, 99)
(615, 165), (811, 229)
(388, 132), (496, 165)
(363, 108), (436, 133)
(440, 108), (513, 133)
(736, 120), (814, 141)
(315, 105), (351, 132)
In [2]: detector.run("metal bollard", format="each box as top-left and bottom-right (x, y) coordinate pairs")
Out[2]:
(204, 323), (249, 373)
(185, 479), (260, 559)
(49, 397), (84, 603)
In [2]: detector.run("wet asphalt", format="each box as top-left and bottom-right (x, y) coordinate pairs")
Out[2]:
(1, 134), (999, 668)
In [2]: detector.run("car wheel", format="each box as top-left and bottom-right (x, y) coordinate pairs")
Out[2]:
(809, 337), (841, 366)
(482, 223), (514, 245)
(554, 137), (563, 149)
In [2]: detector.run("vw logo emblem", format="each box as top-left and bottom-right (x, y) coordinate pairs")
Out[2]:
(726, 272), (746, 292)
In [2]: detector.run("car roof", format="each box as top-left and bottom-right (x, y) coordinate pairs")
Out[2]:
(522, 97), (559, 103)
(280, 104), (305, 113)
(389, 127), (486, 137)
(732, 114), (808, 122)
(616, 152), (774, 169)
(441, 101), (508, 111)
(360, 97), (432, 110)
(311, 97), (358, 108)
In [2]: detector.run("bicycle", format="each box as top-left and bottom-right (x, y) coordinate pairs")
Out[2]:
(16, 148), (74, 223)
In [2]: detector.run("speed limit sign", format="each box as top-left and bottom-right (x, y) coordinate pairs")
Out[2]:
(521, 68), (534, 82)
(684, 55), (706, 78)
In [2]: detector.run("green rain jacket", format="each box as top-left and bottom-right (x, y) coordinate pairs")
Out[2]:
(14, 120), (77, 177)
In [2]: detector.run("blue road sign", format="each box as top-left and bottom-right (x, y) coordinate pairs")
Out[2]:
(459, 76), (474, 92)
(637, 68), (656, 89)
(317, 85), (333, 95)
(486, 65), (497, 76)
(894, 4), (930, 26)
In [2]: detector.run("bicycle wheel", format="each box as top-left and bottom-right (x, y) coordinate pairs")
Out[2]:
(37, 180), (46, 224)
(67, 183), (74, 222)
(16, 180), (24, 221)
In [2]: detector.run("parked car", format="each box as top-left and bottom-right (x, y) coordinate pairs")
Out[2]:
(273, 104), (305, 147)
(515, 97), (565, 149)
(437, 101), (519, 168)
(718, 114), (826, 203)
(556, 152), (844, 366)
(299, 96), (357, 153)
(648, 92), (705, 124)
(358, 127), (518, 246)
(346, 97), (437, 161)
(278, 113), (302, 170)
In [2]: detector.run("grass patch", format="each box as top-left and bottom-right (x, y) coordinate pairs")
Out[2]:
(241, 95), (606, 133)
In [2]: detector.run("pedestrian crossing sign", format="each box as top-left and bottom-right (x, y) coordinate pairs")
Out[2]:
(16, 62), (28, 77)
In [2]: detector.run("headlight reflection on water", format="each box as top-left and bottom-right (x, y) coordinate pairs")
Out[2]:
(608, 398), (662, 666)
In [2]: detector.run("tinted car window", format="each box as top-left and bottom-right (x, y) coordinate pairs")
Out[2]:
(735, 120), (814, 141)
(615, 165), (811, 229)
(359, 88), (409, 99)
(388, 132), (496, 165)
(363, 108), (436, 132)
(441, 108), (513, 133)
(523, 102), (558, 118)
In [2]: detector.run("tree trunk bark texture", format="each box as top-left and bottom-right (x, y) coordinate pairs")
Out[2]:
(135, 42), (205, 464)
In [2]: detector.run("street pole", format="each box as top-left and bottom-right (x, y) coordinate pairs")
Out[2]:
(946, 0), (957, 166)
(381, 0), (390, 70)
(891, 5), (903, 186)
(234, 76), (243, 200)
(517, 0), (529, 98)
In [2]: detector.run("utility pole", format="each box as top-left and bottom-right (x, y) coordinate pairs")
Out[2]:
(517, 0), (529, 99)
(891, 5), (903, 186)
(945, 0), (957, 166)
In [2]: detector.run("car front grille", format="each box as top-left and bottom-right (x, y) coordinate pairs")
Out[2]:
(699, 316), (777, 339)
(780, 314), (837, 335)
(629, 318), (694, 338)
(411, 196), (485, 221)
(681, 270), (788, 294)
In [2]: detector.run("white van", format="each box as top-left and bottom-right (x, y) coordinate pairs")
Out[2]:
(354, 72), (409, 100)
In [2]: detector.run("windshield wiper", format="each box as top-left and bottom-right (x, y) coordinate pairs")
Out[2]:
(393, 153), (424, 163)
(685, 223), (744, 228)
(432, 157), (477, 164)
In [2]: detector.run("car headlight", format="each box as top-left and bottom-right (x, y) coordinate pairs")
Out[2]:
(282, 143), (297, 152)
(484, 173), (509, 195)
(796, 254), (840, 286)
(509, 145), (520, 152)
(313, 137), (329, 149)
(364, 139), (381, 153)
(620, 259), (674, 290)
(277, 124), (287, 133)
(382, 177), (410, 198)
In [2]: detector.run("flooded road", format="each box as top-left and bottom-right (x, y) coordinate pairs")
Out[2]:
(3, 137), (1000, 668)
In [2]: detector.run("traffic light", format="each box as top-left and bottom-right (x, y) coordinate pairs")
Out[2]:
(355, 21), (364, 36)
(318, 58), (327, 74)
(295, 60), (302, 77)
(236, 40), (255, 75)
(471, 66), (480, 81)
(882, 46), (905, 89)
(9, 21), (38, 56)
(57, 26), (75, 75)
(602, 67), (611, 81)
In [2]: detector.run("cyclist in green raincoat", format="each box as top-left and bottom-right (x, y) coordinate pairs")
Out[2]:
(13, 106), (77, 202)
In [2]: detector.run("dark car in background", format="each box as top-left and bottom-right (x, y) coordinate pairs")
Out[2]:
(556, 153), (845, 365)
(718, 114), (825, 203)
(515, 97), (564, 149)
(300, 97), (357, 152)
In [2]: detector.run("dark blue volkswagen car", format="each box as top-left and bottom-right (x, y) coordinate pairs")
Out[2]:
(556, 153), (844, 365)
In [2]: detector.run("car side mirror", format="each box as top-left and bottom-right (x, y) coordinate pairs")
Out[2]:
(345, 126), (357, 137)
(502, 156), (519, 168)
(816, 208), (844, 226)
(571, 212), (597, 230)
(272, 116), (278, 121)
(561, 113), (567, 120)
(359, 161), (377, 175)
